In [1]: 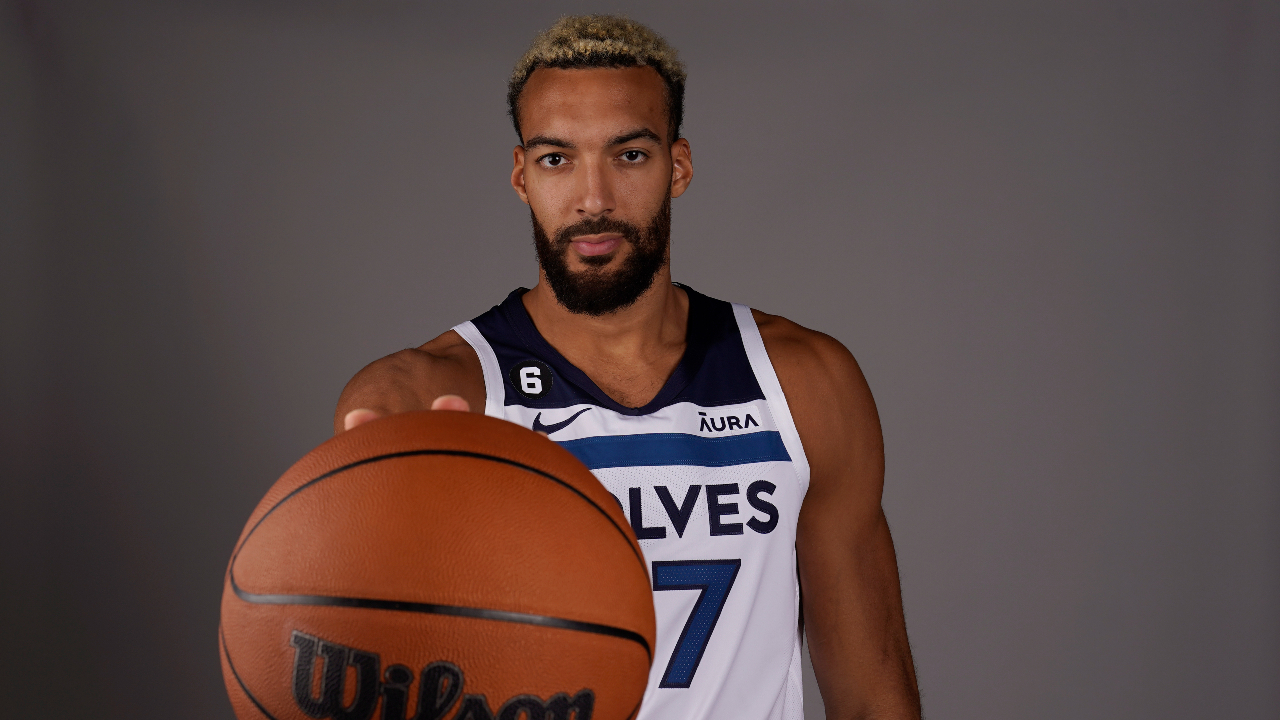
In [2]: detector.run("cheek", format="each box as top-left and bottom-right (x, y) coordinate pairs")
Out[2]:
(622, 160), (673, 205)
(596, 160), (655, 201)
(616, 181), (666, 222)
(526, 183), (574, 227)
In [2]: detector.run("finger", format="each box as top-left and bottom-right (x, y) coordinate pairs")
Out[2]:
(343, 408), (382, 431)
(431, 395), (471, 413)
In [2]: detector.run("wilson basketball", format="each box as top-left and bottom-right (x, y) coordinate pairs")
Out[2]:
(219, 410), (655, 720)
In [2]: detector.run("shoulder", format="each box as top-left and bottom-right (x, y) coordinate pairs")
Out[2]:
(333, 330), (486, 433)
(752, 309), (874, 421)
(370, 329), (481, 382)
(415, 329), (480, 364)
(751, 309), (883, 495)
(752, 310), (862, 386)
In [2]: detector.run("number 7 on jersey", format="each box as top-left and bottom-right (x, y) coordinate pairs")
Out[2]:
(652, 559), (742, 688)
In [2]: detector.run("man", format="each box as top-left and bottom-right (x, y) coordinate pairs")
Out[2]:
(337, 15), (920, 720)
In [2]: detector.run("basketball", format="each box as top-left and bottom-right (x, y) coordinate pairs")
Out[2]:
(219, 410), (656, 720)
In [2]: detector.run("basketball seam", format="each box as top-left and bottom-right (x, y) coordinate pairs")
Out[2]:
(220, 625), (282, 720)
(229, 581), (652, 660)
(228, 448), (652, 658)
(232, 449), (643, 569)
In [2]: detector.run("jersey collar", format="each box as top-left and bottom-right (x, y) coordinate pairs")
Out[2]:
(498, 284), (715, 416)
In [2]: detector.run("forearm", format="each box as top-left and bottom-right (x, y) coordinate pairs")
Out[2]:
(803, 513), (921, 720)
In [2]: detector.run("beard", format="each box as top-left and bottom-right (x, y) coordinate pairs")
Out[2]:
(532, 194), (672, 316)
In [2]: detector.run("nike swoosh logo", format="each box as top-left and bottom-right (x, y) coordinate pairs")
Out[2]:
(531, 408), (591, 436)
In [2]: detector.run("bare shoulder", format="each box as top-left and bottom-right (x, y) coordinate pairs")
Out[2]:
(751, 309), (883, 496)
(416, 328), (479, 359)
(752, 309), (875, 422)
(753, 310), (862, 385)
(332, 329), (486, 433)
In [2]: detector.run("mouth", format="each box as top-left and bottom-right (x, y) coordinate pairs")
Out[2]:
(570, 233), (624, 257)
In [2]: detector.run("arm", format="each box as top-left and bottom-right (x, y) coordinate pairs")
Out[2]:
(333, 330), (486, 434)
(757, 311), (921, 720)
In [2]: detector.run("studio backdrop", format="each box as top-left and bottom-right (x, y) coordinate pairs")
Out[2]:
(2, 1), (1277, 718)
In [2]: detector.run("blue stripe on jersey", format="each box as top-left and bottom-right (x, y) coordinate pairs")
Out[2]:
(556, 431), (791, 470)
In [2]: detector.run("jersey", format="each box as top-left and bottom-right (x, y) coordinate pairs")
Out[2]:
(452, 286), (811, 720)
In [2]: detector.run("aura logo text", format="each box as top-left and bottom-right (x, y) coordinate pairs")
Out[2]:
(289, 630), (595, 720)
(697, 412), (759, 433)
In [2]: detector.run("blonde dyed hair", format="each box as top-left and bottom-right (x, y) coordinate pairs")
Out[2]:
(507, 15), (687, 142)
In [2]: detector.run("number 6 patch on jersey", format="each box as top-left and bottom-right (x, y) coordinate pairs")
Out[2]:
(509, 359), (553, 400)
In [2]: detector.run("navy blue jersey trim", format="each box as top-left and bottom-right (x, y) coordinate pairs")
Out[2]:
(469, 286), (765, 414)
(557, 431), (791, 470)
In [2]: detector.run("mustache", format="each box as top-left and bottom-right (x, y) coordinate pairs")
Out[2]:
(551, 216), (643, 246)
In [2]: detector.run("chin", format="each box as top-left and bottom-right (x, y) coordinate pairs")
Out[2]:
(570, 249), (625, 270)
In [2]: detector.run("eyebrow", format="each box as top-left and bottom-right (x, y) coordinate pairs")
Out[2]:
(522, 128), (664, 152)
(607, 128), (663, 146)
(523, 135), (575, 151)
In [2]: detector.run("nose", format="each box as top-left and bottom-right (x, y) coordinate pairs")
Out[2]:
(576, 156), (616, 219)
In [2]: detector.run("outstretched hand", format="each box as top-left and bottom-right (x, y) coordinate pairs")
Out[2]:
(342, 395), (472, 431)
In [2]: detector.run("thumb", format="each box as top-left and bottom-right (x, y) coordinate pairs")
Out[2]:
(343, 408), (382, 431)
(431, 395), (471, 412)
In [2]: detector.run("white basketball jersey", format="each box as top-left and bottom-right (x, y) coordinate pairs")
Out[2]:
(454, 287), (810, 720)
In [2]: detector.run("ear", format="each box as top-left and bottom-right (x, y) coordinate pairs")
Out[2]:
(669, 138), (693, 198)
(511, 145), (530, 205)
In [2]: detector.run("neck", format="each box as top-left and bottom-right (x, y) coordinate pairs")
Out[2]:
(522, 268), (689, 406)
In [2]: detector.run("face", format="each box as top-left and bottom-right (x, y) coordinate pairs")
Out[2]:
(511, 66), (693, 315)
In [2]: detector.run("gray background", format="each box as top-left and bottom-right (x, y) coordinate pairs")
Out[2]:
(2, 1), (1277, 718)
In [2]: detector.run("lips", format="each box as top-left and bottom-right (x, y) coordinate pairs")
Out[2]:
(571, 234), (623, 257)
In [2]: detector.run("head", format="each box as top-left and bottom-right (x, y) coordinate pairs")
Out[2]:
(508, 15), (693, 316)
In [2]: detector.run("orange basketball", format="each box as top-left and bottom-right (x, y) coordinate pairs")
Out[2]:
(219, 410), (655, 720)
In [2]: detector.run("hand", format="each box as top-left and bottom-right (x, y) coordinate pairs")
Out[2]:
(342, 395), (472, 431)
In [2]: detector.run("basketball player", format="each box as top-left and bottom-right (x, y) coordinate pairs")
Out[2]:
(336, 16), (921, 720)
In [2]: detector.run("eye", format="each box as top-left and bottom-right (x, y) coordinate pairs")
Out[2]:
(538, 153), (567, 168)
(621, 149), (647, 163)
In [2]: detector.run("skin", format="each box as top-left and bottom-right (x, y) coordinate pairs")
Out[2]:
(335, 65), (921, 719)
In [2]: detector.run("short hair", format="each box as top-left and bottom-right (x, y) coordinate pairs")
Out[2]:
(507, 15), (687, 144)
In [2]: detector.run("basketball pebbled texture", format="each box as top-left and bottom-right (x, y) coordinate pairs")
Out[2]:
(219, 410), (655, 720)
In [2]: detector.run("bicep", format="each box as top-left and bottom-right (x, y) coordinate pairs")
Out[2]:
(767, 322), (918, 716)
(791, 337), (898, 664)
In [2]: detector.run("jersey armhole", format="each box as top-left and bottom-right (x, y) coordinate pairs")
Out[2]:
(732, 304), (812, 495)
(451, 321), (505, 420)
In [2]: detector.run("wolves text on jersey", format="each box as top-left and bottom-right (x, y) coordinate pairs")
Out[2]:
(614, 481), (779, 540)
